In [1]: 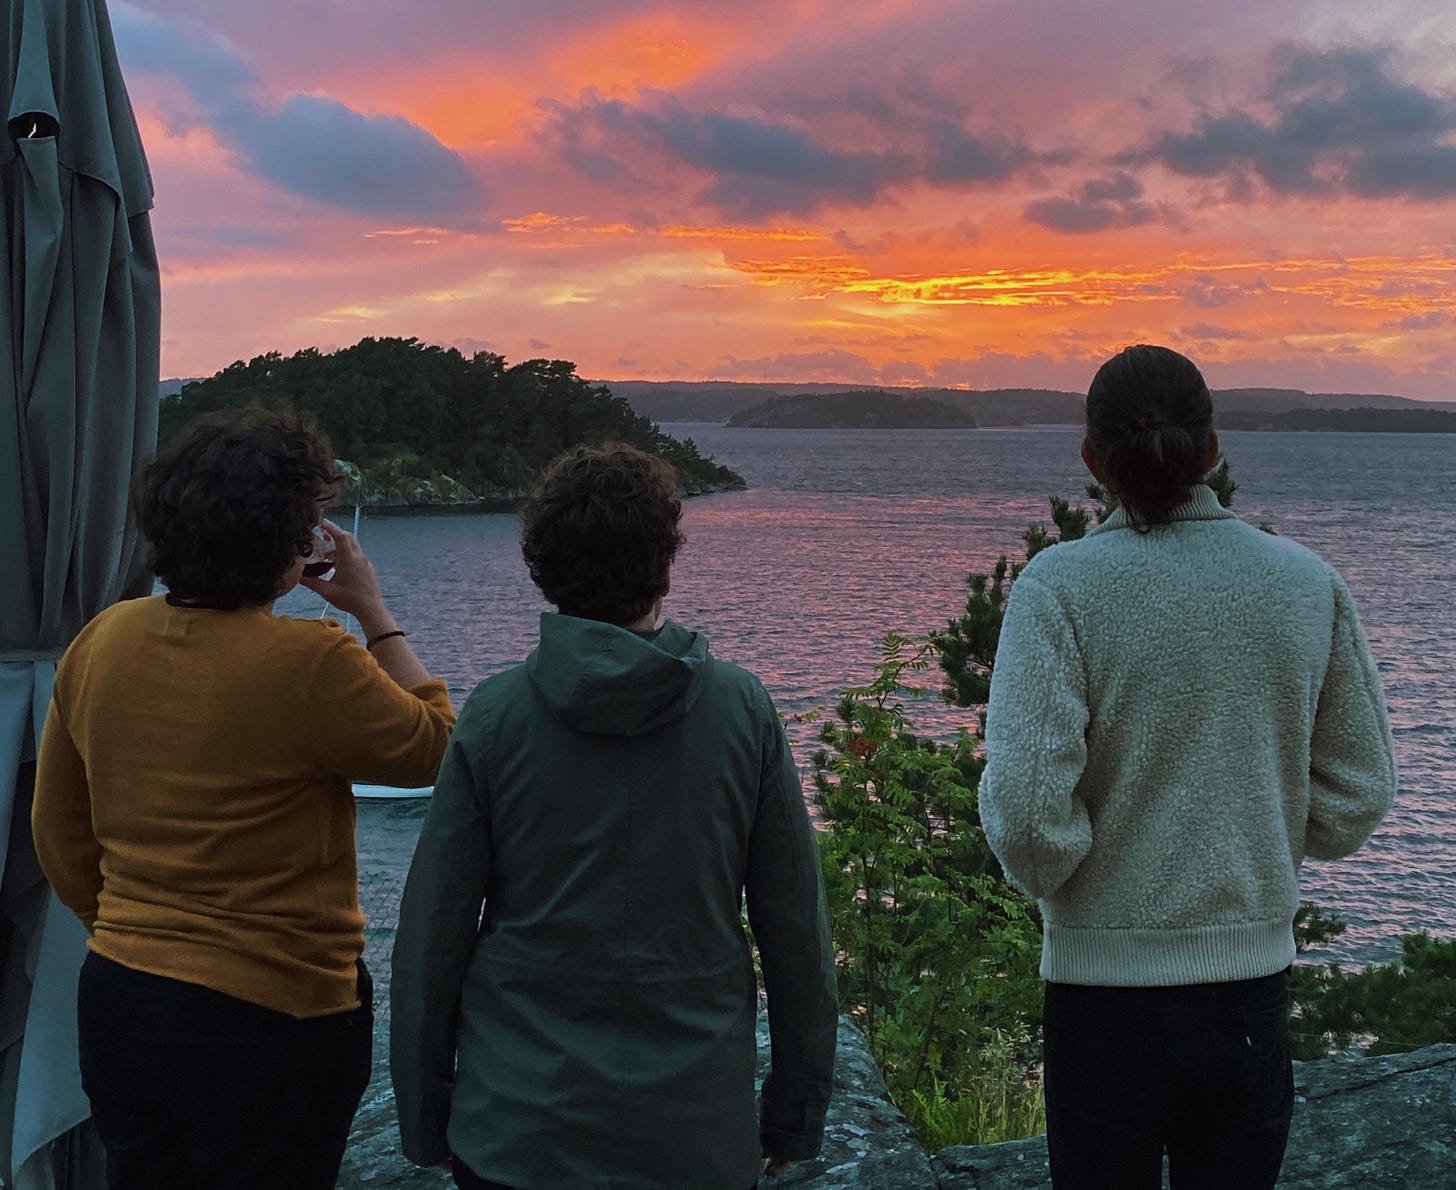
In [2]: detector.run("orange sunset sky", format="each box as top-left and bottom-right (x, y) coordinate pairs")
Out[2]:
(113, 0), (1456, 398)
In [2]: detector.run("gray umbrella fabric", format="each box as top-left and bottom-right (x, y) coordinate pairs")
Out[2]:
(0, 0), (159, 1185)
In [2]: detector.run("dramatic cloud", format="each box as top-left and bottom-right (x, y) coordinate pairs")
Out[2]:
(540, 79), (1039, 218)
(1393, 312), (1451, 331)
(778, 70), (1039, 184)
(1179, 322), (1256, 341)
(449, 337), (499, 356)
(112, 2), (485, 221)
(923, 119), (1034, 184)
(1143, 45), (1456, 200)
(541, 93), (880, 216)
(926, 351), (1098, 391)
(1177, 274), (1270, 309)
(879, 360), (932, 385)
(714, 348), (884, 383)
(1024, 172), (1163, 234)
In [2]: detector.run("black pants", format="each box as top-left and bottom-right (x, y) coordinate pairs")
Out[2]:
(77, 950), (373, 1190)
(450, 1159), (761, 1190)
(1042, 970), (1293, 1190)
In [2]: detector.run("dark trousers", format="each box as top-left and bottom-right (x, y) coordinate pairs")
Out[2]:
(450, 1158), (761, 1190)
(77, 950), (373, 1190)
(1042, 970), (1293, 1190)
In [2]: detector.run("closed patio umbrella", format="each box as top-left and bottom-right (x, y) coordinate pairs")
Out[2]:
(0, 0), (159, 1185)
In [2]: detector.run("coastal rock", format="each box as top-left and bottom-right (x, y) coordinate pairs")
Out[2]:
(932, 1043), (1456, 1190)
(1275, 1043), (1456, 1188)
(340, 1025), (1456, 1188)
(767, 1016), (937, 1190)
(334, 456), (486, 510)
(932, 1137), (1050, 1190)
(337, 1015), (935, 1189)
(331, 455), (741, 512)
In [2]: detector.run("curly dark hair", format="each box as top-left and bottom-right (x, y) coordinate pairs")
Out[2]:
(1086, 344), (1215, 531)
(133, 405), (342, 608)
(520, 443), (685, 625)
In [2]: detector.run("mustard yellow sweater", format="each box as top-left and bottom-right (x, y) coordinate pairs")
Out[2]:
(32, 595), (456, 1018)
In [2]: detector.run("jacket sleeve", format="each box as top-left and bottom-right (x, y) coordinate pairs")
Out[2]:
(978, 571), (1092, 900)
(308, 631), (457, 788)
(32, 695), (103, 931)
(390, 697), (493, 1167)
(745, 689), (837, 1162)
(1305, 576), (1396, 860)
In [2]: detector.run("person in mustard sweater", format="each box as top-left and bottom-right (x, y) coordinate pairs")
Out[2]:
(31, 407), (457, 1190)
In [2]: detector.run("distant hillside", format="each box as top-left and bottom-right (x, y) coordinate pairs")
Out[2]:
(929, 388), (1082, 424)
(1217, 407), (1456, 433)
(599, 379), (1452, 426)
(604, 380), (1083, 425)
(1214, 388), (1456, 413)
(593, 381), (794, 423)
(161, 368), (1456, 449)
(727, 390), (978, 429)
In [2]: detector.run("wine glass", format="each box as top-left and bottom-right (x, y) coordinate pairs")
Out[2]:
(301, 524), (336, 577)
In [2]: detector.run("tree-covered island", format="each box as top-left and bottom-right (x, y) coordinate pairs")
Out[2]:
(726, 390), (979, 429)
(157, 337), (746, 509)
(1216, 406), (1456, 432)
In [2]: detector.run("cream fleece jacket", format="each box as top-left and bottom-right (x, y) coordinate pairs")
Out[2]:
(979, 485), (1396, 986)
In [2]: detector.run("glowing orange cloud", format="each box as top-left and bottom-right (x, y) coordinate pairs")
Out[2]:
(503, 212), (585, 233)
(330, 9), (749, 151)
(662, 226), (829, 243)
(500, 214), (830, 245)
(721, 252), (1456, 320)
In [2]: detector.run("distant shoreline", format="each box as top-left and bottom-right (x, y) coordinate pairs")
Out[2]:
(329, 498), (517, 517)
(329, 477), (743, 516)
(726, 389), (978, 429)
(658, 419), (1456, 436)
(1216, 407), (1456, 434)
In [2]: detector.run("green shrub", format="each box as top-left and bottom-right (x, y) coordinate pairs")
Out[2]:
(903, 1027), (1046, 1151)
(1290, 907), (1456, 1059)
(811, 633), (1043, 1145)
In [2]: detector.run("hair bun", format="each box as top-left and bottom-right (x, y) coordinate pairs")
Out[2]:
(1134, 421), (1197, 472)
(1085, 345), (1214, 530)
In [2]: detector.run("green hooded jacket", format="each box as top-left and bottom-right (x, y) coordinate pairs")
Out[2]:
(391, 614), (837, 1189)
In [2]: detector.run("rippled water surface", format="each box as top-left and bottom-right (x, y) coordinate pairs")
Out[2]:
(283, 426), (1456, 964)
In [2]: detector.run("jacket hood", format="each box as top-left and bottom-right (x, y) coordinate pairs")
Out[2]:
(524, 613), (712, 737)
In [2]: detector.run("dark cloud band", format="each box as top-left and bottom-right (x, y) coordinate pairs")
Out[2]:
(541, 79), (1039, 219)
(112, 1), (485, 222)
(1143, 45), (1456, 201)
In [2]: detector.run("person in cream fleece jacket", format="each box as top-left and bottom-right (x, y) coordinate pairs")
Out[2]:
(979, 345), (1395, 1190)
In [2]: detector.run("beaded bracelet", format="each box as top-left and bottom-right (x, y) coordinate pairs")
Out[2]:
(366, 629), (407, 651)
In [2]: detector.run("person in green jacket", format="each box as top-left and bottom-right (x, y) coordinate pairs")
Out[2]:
(390, 443), (838, 1190)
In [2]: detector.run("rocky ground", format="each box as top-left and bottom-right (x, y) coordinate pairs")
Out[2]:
(347, 800), (1456, 1189)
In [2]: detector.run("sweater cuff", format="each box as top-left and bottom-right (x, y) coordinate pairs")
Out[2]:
(760, 1086), (828, 1161)
(1041, 915), (1296, 986)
